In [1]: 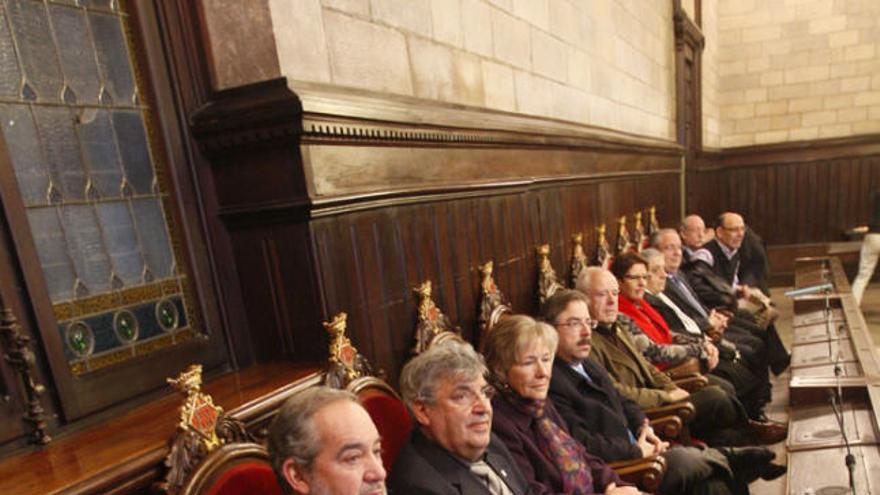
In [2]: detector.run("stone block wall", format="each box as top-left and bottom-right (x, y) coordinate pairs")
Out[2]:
(266, 0), (676, 140)
(711, 0), (880, 147)
(701, 0), (721, 148)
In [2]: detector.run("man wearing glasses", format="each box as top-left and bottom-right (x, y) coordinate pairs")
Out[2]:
(543, 289), (785, 494)
(390, 340), (528, 495)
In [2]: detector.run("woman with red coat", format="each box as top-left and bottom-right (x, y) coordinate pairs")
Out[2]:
(610, 252), (716, 373)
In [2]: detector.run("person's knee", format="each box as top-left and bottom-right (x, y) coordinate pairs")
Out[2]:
(661, 447), (715, 488)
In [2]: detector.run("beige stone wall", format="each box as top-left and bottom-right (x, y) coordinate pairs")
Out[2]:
(268, 0), (676, 140)
(713, 0), (880, 147)
(701, 0), (721, 148)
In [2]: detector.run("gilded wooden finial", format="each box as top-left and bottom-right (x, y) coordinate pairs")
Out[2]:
(647, 205), (659, 237)
(324, 312), (374, 388)
(168, 364), (222, 451)
(413, 280), (462, 353)
(633, 211), (645, 252)
(478, 260), (511, 343)
(591, 224), (610, 268)
(537, 244), (565, 305)
(614, 215), (632, 256)
(570, 232), (587, 288)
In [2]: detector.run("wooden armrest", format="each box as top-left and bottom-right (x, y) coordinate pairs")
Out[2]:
(665, 357), (701, 379)
(608, 455), (666, 493)
(644, 401), (696, 424)
(646, 414), (683, 441)
(673, 374), (709, 392)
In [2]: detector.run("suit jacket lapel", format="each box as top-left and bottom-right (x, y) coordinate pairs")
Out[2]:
(412, 431), (489, 494)
(485, 439), (529, 495)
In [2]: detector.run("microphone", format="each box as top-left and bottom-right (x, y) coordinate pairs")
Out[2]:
(829, 379), (856, 492)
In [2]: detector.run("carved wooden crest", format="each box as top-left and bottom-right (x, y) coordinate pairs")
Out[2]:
(412, 280), (463, 354)
(160, 364), (251, 494)
(570, 232), (587, 288)
(478, 261), (512, 343)
(647, 205), (660, 239)
(324, 312), (374, 389)
(537, 244), (565, 306)
(590, 224), (611, 269)
(614, 215), (633, 256)
(169, 365), (222, 450)
(633, 211), (646, 252)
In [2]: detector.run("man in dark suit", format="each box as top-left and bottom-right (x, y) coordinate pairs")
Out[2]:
(390, 341), (528, 495)
(542, 290), (785, 494)
(640, 247), (771, 421)
(659, 225), (790, 376)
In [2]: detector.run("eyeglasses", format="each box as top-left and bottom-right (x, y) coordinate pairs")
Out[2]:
(623, 274), (649, 281)
(720, 225), (746, 233)
(446, 385), (496, 408)
(555, 317), (597, 331)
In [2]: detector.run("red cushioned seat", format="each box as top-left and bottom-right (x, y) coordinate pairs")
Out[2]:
(181, 442), (283, 495)
(358, 387), (412, 471)
(204, 461), (282, 495)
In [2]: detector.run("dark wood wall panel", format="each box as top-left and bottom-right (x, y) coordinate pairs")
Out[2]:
(304, 177), (679, 383)
(689, 142), (880, 247)
(192, 80), (685, 384)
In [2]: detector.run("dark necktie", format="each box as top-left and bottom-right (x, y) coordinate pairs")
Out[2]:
(470, 459), (512, 495)
(669, 273), (708, 318)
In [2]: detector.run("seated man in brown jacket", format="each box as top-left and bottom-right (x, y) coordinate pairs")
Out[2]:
(575, 267), (786, 447)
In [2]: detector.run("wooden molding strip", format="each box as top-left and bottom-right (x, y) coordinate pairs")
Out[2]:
(215, 169), (680, 225)
(694, 133), (880, 171)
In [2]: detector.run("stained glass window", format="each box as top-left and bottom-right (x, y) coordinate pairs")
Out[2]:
(0, 0), (195, 376)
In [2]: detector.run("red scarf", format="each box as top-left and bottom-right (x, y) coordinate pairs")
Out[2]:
(617, 294), (672, 345)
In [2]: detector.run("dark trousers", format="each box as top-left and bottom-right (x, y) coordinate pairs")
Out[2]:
(660, 445), (734, 495)
(688, 385), (751, 446)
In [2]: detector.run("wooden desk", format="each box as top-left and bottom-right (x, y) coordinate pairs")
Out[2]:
(0, 362), (321, 495)
(788, 257), (880, 495)
(789, 257), (880, 404)
(786, 386), (880, 495)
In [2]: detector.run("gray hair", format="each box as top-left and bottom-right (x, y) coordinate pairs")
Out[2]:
(575, 266), (605, 294)
(649, 228), (678, 248)
(399, 340), (487, 407)
(483, 314), (558, 377)
(267, 387), (358, 487)
(640, 248), (663, 264)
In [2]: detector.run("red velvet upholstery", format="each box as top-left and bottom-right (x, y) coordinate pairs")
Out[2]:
(359, 389), (412, 471)
(203, 461), (283, 495)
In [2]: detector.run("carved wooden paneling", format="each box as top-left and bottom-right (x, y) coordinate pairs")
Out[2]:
(690, 139), (880, 246)
(306, 177), (679, 383)
(190, 80), (685, 384)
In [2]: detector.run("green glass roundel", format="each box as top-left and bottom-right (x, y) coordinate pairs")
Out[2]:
(66, 321), (94, 357)
(113, 310), (139, 343)
(155, 299), (179, 331)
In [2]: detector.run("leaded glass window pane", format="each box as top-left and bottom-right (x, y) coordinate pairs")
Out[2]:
(0, 5), (21, 97)
(0, 103), (50, 205)
(0, 0), (195, 376)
